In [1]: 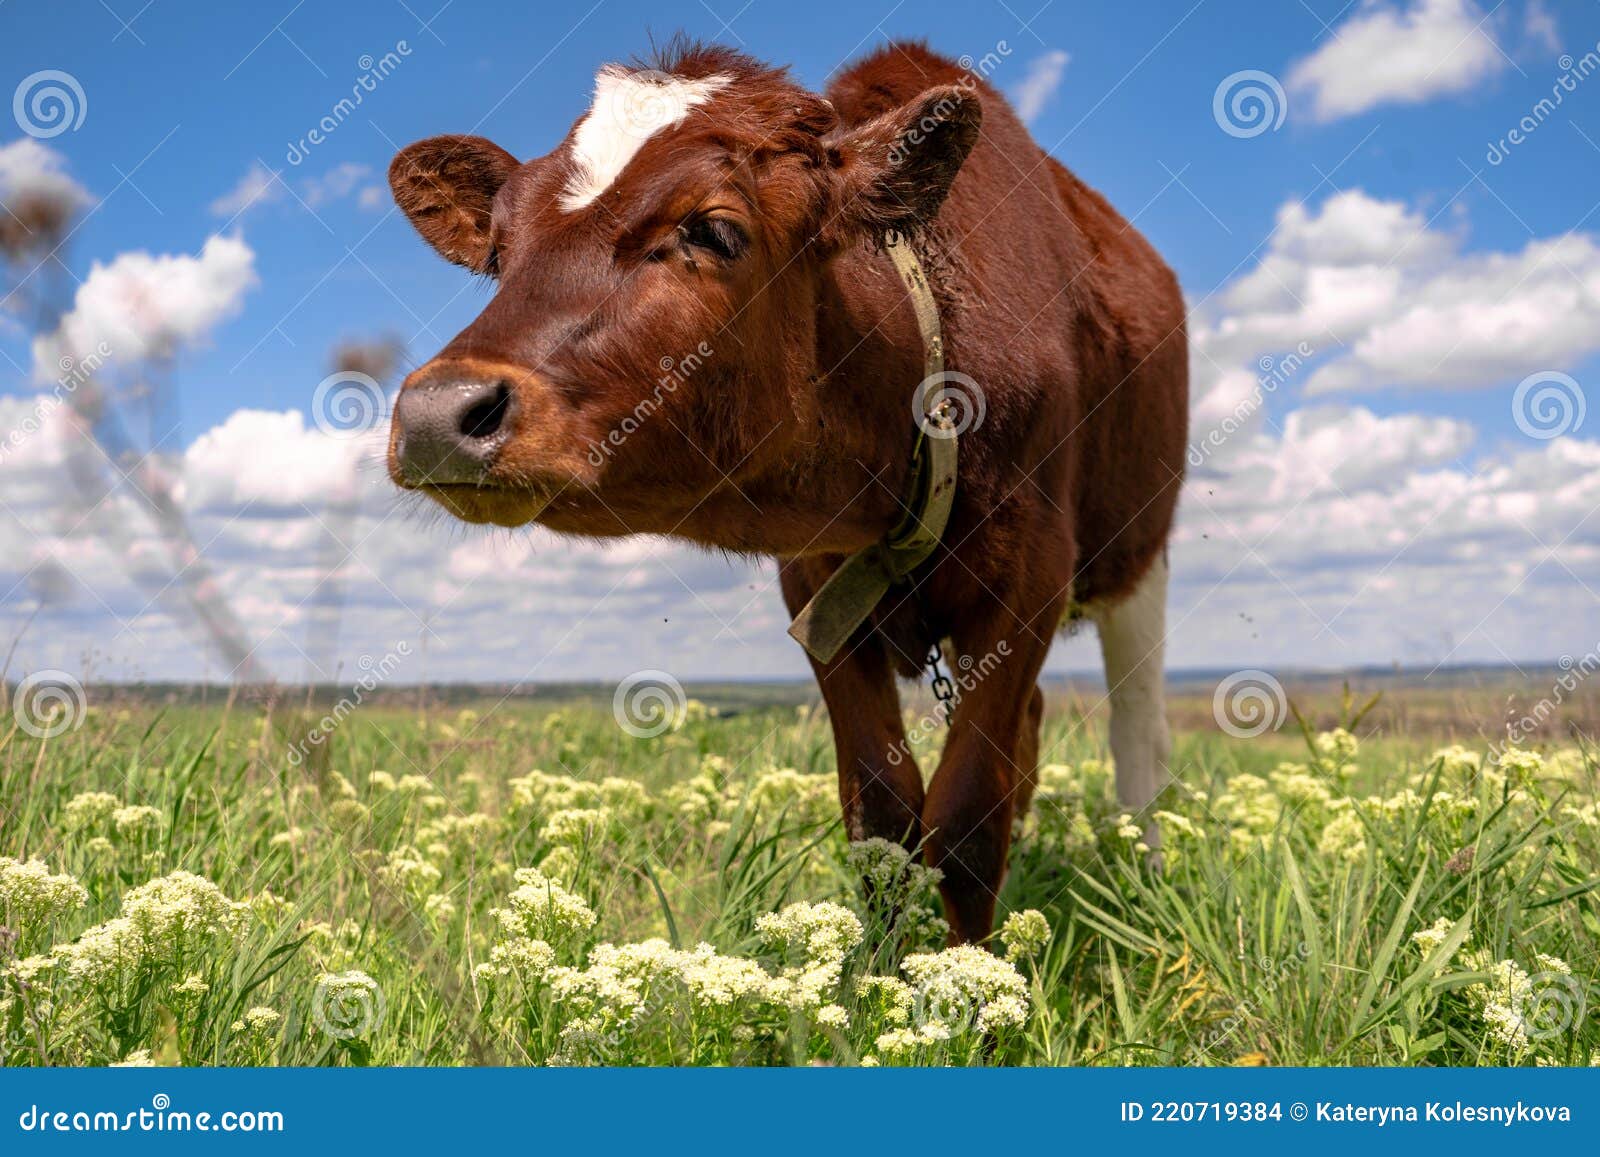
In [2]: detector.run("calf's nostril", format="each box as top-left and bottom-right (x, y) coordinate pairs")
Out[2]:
(394, 375), (517, 486)
(459, 382), (510, 441)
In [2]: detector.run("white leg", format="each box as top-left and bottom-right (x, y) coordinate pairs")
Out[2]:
(1093, 554), (1173, 835)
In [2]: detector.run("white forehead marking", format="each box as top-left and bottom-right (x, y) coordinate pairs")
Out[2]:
(560, 66), (730, 212)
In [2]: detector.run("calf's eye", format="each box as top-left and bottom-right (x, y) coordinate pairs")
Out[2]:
(679, 217), (748, 261)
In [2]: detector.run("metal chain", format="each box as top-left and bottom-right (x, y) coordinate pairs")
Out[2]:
(926, 641), (957, 726)
(907, 580), (956, 728)
(917, 368), (957, 724)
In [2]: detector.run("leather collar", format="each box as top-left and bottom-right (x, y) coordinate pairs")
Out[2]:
(787, 233), (958, 663)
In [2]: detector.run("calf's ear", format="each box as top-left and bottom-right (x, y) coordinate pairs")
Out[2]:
(820, 86), (982, 250)
(389, 135), (519, 275)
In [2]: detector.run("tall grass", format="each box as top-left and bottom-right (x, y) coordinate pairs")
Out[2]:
(2, 693), (1595, 1066)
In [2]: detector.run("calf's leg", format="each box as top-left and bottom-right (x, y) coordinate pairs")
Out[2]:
(781, 568), (924, 846)
(1092, 553), (1173, 841)
(922, 599), (1061, 943)
(1010, 684), (1046, 832)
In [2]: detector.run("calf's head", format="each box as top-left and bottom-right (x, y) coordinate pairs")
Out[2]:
(387, 45), (979, 533)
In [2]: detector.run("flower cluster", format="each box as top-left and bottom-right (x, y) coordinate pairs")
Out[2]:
(901, 945), (1031, 1033)
(845, 838), (948, 948)
(1410, 916), (1464, 962)
(52, 871), (249, 985)
(62, 791), (120, 832)
(0, 857), (87, 947)
(661, 757), (836, 834)
(999, 909), (1051, 963)
(475, 868), (597, 984)
(1316, 810), (1368, 863)
(756, 901), (862, 964)
(375, 845), (444, 899)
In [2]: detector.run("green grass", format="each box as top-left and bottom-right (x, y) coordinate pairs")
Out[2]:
(2, 692), (1597, 1067)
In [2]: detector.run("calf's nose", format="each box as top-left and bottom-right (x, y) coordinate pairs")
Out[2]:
(394, 378), (513, 485)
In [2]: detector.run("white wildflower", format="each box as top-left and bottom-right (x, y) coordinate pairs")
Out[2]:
(52, 871), (248, 983)
(62, 791), (119, 832)
(111, 805), (162, 838)
(492, 868), (596, 945)
(231, 1006), (281, 1036)
(756, 901), (863, 964)
(999, 909), (1051, 963)
(0, 856), (88, 938)
(1314, 728), (1359, 773)
(376, 845), (443, 897)
(815, 1003), (849, 1029)
(540, 807), (613, 846)
(901, 945), (1031, 1033)
(855, 975), (915, 1025)
(1411, 917), (1467, 961)
(1317, 811), (1367, 863)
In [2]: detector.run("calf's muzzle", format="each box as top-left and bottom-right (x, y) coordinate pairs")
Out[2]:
(393, 375), (513, 486)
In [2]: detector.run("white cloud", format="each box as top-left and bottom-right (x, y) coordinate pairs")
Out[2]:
(1188, 189), (1600, 411)
(0, 138), (92, 210)
(1304, 234), (1600, 394)
(1205, 405), (1476, 498)
(181, 408), (372, 510)
(209, 161), (280, 218)
(1522, 0), (1560, 56)
(1287, 0), (1506, 121)
(1170, 184), (1600, 671)
(302, 162), (374, 208)
(1007, 50), (1070, 124)
(31, 234), (259, 381)
(209, 160), (383, 219)
(0, 397), (787, 682)
(1171, 417), (1600, 669)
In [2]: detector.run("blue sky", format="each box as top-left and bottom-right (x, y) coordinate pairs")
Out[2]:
(3, 0), (1599, 684)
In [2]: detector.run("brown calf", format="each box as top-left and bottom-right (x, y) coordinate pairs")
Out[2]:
(386, 40), (1188, 942)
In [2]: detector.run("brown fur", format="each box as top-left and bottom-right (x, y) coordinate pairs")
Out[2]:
(387, 40), (1187, 941)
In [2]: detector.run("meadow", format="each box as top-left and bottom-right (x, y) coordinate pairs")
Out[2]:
(1, 679), (1597, 1067)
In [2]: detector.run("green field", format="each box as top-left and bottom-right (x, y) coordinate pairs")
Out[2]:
(2, 686), (1597, 1067)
